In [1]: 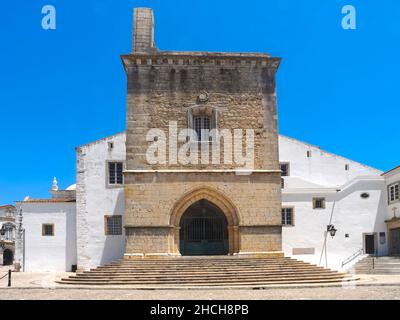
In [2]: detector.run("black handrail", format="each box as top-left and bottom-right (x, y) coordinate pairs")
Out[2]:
(341, 248), (364, 268)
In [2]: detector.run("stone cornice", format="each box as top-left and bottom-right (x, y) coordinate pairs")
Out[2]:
(121, 51), (281, 71)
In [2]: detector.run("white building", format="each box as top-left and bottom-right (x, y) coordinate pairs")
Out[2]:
(15, 180), (77, 272)
(12, 132), (398, 272)
(0, 205), (16, 265)
(279, 135), (387, 270)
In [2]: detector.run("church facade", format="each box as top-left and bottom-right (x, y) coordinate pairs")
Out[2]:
(122, 8), (282, 259)
(8, 8), (399, 272)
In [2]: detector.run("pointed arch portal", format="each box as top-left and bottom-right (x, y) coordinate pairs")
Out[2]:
(170, 187), (240, 256)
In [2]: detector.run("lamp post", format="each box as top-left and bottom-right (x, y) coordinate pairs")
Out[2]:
(0, 225), (5, 250)
(327, 224), (337, 238)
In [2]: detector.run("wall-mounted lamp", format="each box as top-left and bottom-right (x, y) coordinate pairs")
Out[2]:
(327, 224), (337, 238)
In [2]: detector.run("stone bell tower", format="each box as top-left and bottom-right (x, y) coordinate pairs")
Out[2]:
(122, 8), (282, 258)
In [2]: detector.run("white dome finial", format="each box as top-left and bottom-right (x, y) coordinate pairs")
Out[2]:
(52, 177), (58, 191)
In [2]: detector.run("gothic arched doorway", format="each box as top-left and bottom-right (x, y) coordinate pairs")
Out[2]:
(179, 199), (229, 256)
(3, 249), (13, 266)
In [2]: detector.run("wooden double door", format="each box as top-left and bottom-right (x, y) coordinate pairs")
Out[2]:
(391, 228), (400, 255)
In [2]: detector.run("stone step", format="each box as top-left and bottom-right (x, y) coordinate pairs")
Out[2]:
(105, 260), (301, 266)
(82, 268), (329, 276)
(355, 268), (400, 273)
(90, 264), (322, 271)
(110, 257), (298, 264)
(354, 256), (400, 274)
(58, 276), (351, 286)
(356, 270), (400, 275)
(356, 256), (400, 259)
(59, 256), (350, 286)
(74, 270), (342, 279)
(355, 263), (400, 267)
(355, 265), (400, 269)
(99, 261), (311, 268)
(61, 273), (347, 282)
(68, 276), (345, 283)
(121, 256), (293, 261)
(81, 268), (330, 275)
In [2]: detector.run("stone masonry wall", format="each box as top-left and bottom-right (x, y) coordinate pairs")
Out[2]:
(122, 52), (282, 256)
(123, 54), (280, 171)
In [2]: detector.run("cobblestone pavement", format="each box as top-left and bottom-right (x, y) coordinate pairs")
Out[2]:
(1, 286), (400, 300)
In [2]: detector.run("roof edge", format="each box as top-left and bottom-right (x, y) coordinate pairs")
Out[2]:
(279, 134), (383, 173)
(75, 131), (125, 150)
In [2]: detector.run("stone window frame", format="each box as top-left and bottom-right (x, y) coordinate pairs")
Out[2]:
(187, 105), (218, 143)
(313, 197), (326, 210)
(104, 215), (123, 236)
(388, 182), (399, 204)
(2, 222), (15, 241)
(105, 160), (125, 189)
(5, 208), (14, 217)
(42, 223), (54, 236)
(281, 207), (295, 227)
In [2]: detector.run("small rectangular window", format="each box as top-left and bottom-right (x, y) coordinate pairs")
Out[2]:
(280, 163), (290, 177)
(105, 215), (122, 235)
(282, 208), (294, 226)
(281, 178), (285, 189)
(389, 183), (399, 203)
(345, 164), (350, 171)
(108, 142), (114, 151)
(42, 224), (54, 236)
(313, 198), (326, 209)
(193, 116), (211, 141)
(108, 162), (123, 185)
(379, 232), (386, 245)
(307, 150), (311, 158)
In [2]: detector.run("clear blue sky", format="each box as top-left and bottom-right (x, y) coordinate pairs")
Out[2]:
(0, 0), (399, 204)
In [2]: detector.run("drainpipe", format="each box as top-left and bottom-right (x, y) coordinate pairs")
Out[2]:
(22, 229), (25, 272)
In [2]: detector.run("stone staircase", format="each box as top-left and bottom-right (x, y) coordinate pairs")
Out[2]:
(354, 256), (400, 274)
(58, 256), (355, 287)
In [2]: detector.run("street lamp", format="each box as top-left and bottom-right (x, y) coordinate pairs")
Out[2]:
(327, 224), (337, 238)
(0, 225), (5, 250)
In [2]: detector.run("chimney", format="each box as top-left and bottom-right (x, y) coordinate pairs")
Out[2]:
(133, 8), (155, 53)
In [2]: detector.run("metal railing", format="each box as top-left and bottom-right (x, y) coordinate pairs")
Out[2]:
(341, 248), (364, 268)
(371, 248), (378, 270)
(0, 270), (11, 287)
